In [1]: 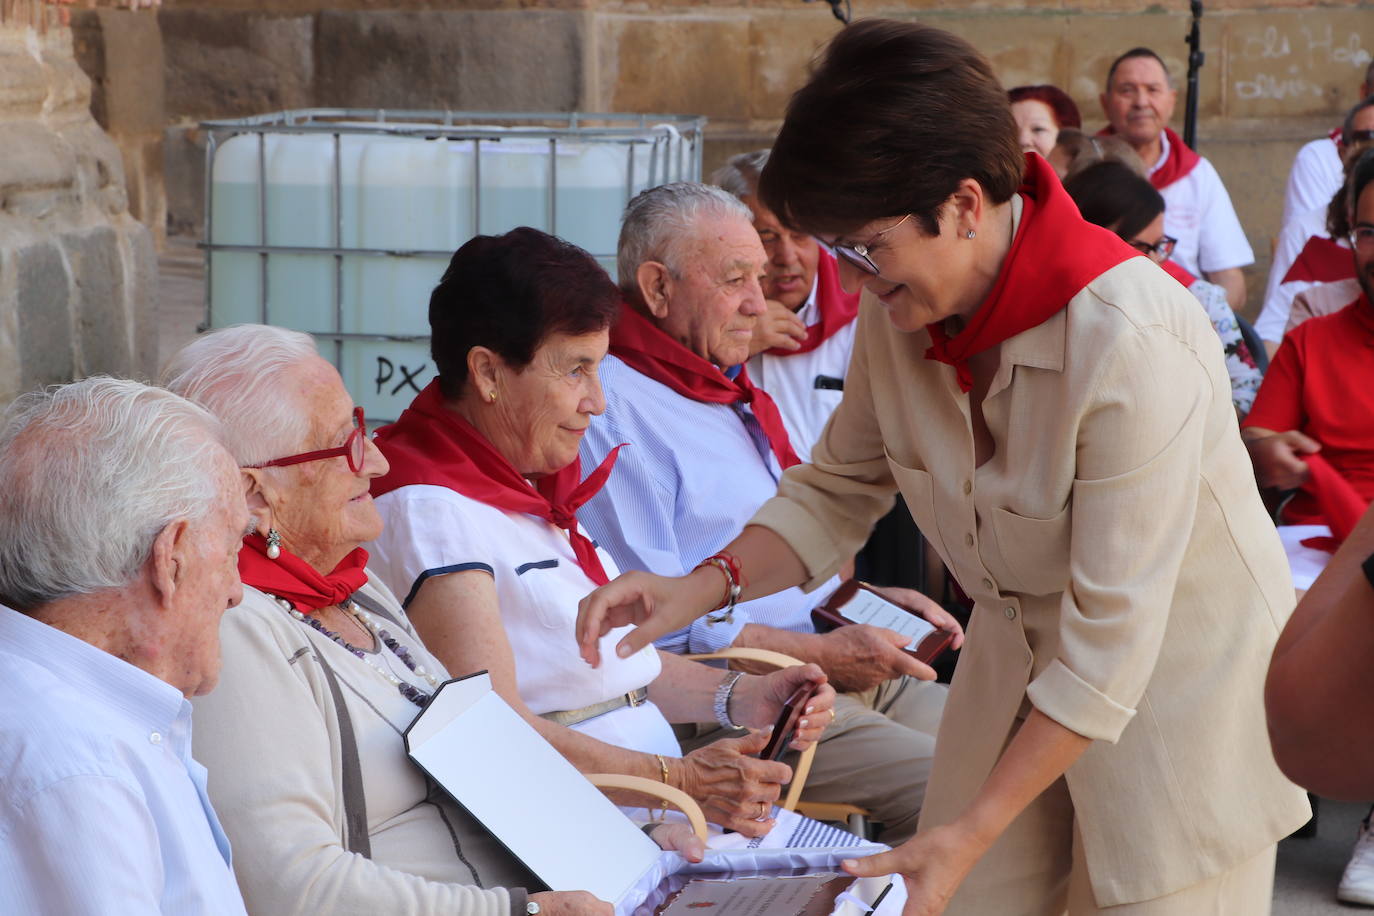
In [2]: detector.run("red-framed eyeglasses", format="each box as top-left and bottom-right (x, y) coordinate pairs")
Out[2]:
(246, 407), (368, 473)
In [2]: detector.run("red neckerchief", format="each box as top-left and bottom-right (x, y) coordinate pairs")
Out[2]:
(610, 302), (801, 469)
(1097, 125), (1201, 190)
(924, 153), (1139, 391)
(1329, 126), (1344, 144)
(370, 381), (620, 586)
(1298, 453), (1369, 553)
(765, 250), (860, 356)
(1160, 259), (1197, 288)
(1282, 236), (1355, 285)
(238, 534), (370, 614)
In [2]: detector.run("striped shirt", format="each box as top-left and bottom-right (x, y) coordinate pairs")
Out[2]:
(578, 354), (840, 655)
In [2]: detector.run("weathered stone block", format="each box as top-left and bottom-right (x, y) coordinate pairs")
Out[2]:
(61, 226), (134, 378)
(0, 122), (78, 221)
(160, 9), (315, 118)
(0, 45), (48, 118)
(747, 12), (843, 121)
(72, 9), (166, 134)
(14, 241), (75, 391)
(314, 10), (585, 111)
(126, 220), (160, 379)
(163, 124), (206, 236)
(602, 16), (751, 120)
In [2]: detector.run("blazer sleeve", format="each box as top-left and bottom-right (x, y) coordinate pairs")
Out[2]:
(1025, 323), (1215, 743)
(749, 305), (900, 591)
(191, 603), (524, 916)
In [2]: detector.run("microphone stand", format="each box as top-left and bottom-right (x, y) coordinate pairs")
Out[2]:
(802, 0), (850, 25)
(1184, 0), (1204, 150)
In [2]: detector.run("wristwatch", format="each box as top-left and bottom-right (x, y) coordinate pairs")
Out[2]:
(526, 902), (542, 915)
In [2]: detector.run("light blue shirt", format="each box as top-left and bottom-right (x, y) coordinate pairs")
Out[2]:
(0, 604), (248, 915)
(579, 354), (840, 655)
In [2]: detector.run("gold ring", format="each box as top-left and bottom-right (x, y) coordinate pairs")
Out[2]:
(829, 708), (837, 721)
(757, 801), (769, 820)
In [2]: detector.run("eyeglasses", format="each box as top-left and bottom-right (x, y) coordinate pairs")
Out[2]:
(246, 407), (368, 473)
(829, 214), (914, 275)
(1352, 226), (1374, 253)
(1128, 234), (1178, 262)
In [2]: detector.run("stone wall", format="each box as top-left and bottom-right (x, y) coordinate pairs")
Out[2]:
(141, 0), (1372, 314)
(0, 2), (158, 404)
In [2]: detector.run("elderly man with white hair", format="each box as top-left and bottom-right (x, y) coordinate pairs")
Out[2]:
(577, 182), (959, 843)
(0, 377), (250, 914)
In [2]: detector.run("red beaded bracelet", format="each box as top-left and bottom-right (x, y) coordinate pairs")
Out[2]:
(695, 550), (745, 623)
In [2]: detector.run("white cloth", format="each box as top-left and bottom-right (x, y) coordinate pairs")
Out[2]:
(369, 484), (679, 758)
(0, 604), (247, 916)
(1280, 135), (1343, 230)
(1255, 209), (1343, 344)
(1151, 131), (1254, 276)
(578, 355), (842, 656)
(746, 279), (857, 464)
(1277, 524), (1334, 591)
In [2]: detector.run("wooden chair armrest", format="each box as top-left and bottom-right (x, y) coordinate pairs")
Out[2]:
(685, 647), (806, 670)
(585, 773), (708, 842)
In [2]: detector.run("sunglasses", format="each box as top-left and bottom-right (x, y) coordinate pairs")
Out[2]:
(245, 407), (368, 473)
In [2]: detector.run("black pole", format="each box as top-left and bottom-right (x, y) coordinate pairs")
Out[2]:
(1184, 0), (1204, 150)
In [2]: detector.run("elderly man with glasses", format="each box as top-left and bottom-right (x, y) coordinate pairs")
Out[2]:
(0, 377), (250, 914)
(577, 181), (961, 844)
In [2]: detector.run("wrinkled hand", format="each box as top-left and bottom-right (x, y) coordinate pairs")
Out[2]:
(1247, 431), (1320, 491)
(578, 569), (712, 667)
(842, 824), (986, 916)
(867, 585), (966, 651)
(679, 730), (793, 836)
(748, 299), (808, 357)
(815, 625), (937, 694)
(731, 664), (836, 751)
(648, 821), (706, 863)
(527, 890), (613, 916)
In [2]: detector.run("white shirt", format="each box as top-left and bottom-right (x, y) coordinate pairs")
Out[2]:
(1151, 131), (1255, 276)
(746, 277), (858, 464)
(578, 354), (842, 656)
(367, 485), (679, 757)
(1280, 135), (1343, 230)
(0, 605), (247, 915)
(1255, 204), (1333, 343)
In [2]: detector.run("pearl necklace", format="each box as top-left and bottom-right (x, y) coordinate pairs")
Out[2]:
(276, 597), (440, 708)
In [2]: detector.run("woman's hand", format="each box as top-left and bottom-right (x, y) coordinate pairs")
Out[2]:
(841, 823), (989, 916)
(730, 664), (836, 751)
(676, 731), (793, 836)
(526, 890), (613, 915)
(577, 568), (720, 667)
(647, 822), (707, 863)
(867, 585), (966, 650)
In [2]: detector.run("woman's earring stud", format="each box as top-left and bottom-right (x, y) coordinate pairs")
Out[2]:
(266, 528), (282, 560)
(966, 229), (976, 240)
(488, 391), (497, 403)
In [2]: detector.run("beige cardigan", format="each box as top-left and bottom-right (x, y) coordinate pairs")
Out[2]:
(192, 578), (532, 915)
(751, 225), (1310, 906)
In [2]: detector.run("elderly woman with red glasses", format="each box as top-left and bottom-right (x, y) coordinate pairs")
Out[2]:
(162, 324), (707, 916)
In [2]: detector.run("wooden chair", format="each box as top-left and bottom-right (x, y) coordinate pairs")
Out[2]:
(586, 773), (709, 842)
(686, 646), (874, 838)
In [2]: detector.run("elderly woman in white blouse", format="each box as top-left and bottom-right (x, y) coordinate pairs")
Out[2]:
(164, 323), (711, 916)
(367, 228), (837, 837)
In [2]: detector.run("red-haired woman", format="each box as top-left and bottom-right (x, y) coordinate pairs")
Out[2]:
(1009, 84), (1081, 160)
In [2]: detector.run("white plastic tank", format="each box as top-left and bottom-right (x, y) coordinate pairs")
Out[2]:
(204, 111), (704, 421)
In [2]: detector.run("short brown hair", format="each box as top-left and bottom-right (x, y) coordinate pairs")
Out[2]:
(758, 19), (1024, 238)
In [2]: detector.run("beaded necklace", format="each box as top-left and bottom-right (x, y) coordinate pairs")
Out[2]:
(275, 596), (439, 708)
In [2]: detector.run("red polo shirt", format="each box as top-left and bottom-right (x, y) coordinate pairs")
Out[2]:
(1242, 295), (1374, 526)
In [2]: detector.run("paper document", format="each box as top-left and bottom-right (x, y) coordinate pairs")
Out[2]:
(656, 872), (851, 916)
(838, 590), (937, 653)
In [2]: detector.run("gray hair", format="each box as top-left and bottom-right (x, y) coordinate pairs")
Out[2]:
(710, 149), (770, 202)
(160, 324), (320, 467)
(616, 181), (754, 291)
(0, 377), (228, 612)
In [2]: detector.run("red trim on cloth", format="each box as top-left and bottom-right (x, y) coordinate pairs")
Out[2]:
(371, 380), (620, 586)
(1281, 235), (1355, 286)
(765, 250), (861, 356)
(1160, 259), (1197, 288)
(1097, 126), (1200, 190)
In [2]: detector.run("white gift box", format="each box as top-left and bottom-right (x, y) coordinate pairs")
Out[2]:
(405, 673), (905, 915)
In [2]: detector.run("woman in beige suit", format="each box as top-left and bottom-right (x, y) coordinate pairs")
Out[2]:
(576, 20), (1309, 916)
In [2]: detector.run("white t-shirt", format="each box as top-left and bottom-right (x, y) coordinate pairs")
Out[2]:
(1255, 204), (1332, 344)
(1280, 135), (1343, 230)
(368, 484), (680, 758)
(1152, 131), (1254, 276)
(745, 278), (858, 464)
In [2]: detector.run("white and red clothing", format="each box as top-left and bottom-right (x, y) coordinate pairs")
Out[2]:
(1257, 217), (1355, 344)
(1280, 132), (1343, 230)
(1148, 130), (1255, 278)
(746, 252), (860, 463)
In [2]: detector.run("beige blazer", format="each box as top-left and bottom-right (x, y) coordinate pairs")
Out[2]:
(751, 214), (1310, 906)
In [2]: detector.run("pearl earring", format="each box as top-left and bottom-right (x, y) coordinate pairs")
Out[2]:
(966, 230), (976, 240)
(266, 528), (282, 560)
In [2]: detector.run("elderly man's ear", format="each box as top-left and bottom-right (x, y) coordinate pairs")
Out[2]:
(635, 260), (674, 320)
(149, 518), (192, 605)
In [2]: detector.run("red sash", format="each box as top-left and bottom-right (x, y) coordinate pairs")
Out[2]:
(371, 381), (620, 586)
(237, 534), (370, 614)
(610, 302), (801, 469)
(1160, 259), (1197, 288)
(765, 251), (861, 356)
(924, 153), (1138, 391)
(1298, 453), (1369, 553)
(1097, 126), (1200, 190)
(1281, 236), (1355, 286)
